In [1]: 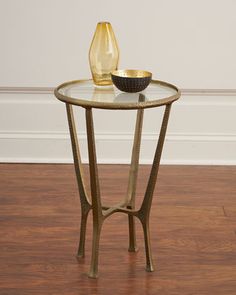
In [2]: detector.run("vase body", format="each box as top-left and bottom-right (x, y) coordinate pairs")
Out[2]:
(89, 22), (119, 86)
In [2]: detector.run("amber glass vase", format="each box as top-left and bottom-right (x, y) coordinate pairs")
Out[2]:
(89, 22), (119, 86)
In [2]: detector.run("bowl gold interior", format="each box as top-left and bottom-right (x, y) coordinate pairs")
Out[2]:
(111, 69), (152, 79)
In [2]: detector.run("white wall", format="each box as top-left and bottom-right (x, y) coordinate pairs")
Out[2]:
(0, 0), (236, 164)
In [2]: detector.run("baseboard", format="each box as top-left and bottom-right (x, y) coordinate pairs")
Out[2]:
(0, 87), (235, 165)
(0, 131), (235, 165)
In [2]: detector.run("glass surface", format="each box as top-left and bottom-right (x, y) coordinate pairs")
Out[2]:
(89, 22), (119, 86)
(58, 80), (177, 108)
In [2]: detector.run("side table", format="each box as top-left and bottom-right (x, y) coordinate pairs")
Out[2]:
(54, 79), (181, 278)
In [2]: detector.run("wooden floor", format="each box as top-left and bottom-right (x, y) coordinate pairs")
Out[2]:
(0, 164), (236, 294)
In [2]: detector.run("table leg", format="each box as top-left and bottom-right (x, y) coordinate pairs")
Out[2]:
(137, 103), (172, 272)
(66, 102), (172, 277)
(85, 108), (104, 278)
(66, 103), (91, 258)
(126, 107), (144, 252)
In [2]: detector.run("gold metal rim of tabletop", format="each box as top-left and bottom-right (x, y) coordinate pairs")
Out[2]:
(54, 79), (181, 110)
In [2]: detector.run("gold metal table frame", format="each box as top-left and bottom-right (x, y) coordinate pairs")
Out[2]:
(54, 79), (181, 278)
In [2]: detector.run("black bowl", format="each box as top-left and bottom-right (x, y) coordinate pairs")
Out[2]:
(111, 69), (152, 93)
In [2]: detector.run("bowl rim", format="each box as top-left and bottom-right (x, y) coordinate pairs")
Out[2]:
(111, 69), (152, 79)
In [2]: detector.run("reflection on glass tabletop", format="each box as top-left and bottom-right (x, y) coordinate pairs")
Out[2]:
(55, 79), (180, 110)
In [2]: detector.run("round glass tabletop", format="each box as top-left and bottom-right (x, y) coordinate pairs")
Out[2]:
(54, 79), (180, 110)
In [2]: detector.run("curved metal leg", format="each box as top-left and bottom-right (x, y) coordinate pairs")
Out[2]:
(126, 95), (145, 252)
(140, 104), (171, 213)
(138, 104), (172, 271)
(66, 103), (91, 258)
(86, 108), (103, 278)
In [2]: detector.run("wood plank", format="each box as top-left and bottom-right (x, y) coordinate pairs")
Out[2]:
(0, 164), (236, 294)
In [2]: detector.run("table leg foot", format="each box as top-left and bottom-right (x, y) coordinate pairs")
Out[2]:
(77, 253), (85, 258)
(128, 246), (139, 252)
(88, 222), (102, 279)
(77, 210), (90, 257)
(88, 271), (99, 279)
(142, 221), (154, 273)
(146, 265), (154, 272)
